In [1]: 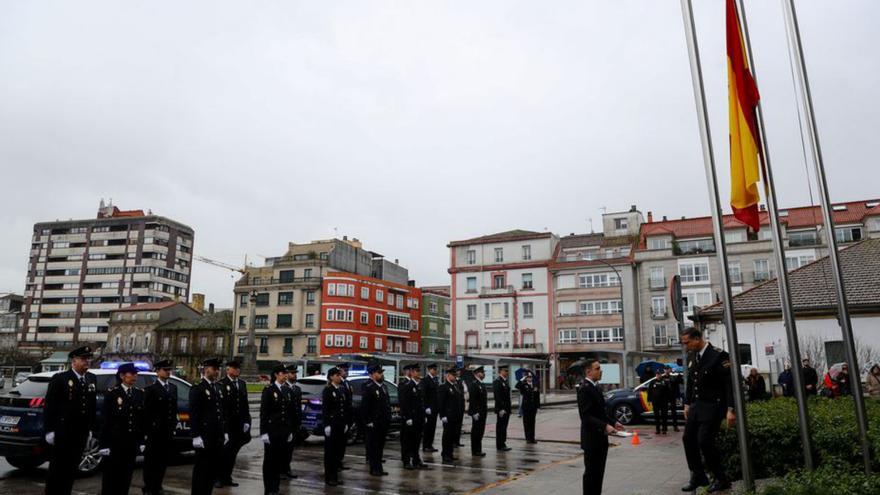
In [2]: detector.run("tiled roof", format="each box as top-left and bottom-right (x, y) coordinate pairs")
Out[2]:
(695, 238), (880, 320)
(559, 233), (636, 249)
(448, 230), (550, 247)
(420, 285), (450, 297)
(113, 301), (186, 312)
(157, 310), (233, 331)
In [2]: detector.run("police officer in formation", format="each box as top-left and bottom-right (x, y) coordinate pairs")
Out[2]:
(437, 367), (464, 464)
(467, 366), (488, 457)
(336, 362), (354, 472)
(189, 358), (228, 495)
(259, 364), (293, 495)
(516, 371), (540, 444)
(322, 367), (347, 486)
(217, 360), (251, 488)
(361, 363), (392, 476)
(281, 364), (302, 479)
(43, 346), (97, 495)
(680, 327), (735, 493)
(398, 363), (428, 470)
(493, 365), (513, 451)
(99, 362), (146, 495)
(143, 359), (178, 495)
(578, 358), (625, 495)
(420, 363), (440, 453)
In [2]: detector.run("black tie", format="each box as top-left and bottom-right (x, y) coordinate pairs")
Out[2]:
(79, 377), (85, 387)
(126, 388), (131, 398)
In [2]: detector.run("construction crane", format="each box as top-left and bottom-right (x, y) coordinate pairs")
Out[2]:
(195, 256), (246, 274)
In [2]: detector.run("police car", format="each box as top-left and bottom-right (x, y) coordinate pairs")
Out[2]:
(297, 373), (402, 442)
(603, 373), (685, 425)
(0, 364), (193, 475)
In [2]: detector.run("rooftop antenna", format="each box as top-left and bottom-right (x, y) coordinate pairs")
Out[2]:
(588, 217), (594, 233)
(333, 226), (338, 238)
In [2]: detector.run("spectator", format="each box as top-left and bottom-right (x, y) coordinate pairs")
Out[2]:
(837, 364), (852, 397)
(867, 364), (880, 398)
(778, 363), (794, 397)
(745, 368), (766, 401)
(802, 359), (819, 396)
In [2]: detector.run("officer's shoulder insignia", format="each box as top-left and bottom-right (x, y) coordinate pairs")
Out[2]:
(68, 379), (74, 387)
(88, 383), (96, 392)
(117, 396), (124, 405)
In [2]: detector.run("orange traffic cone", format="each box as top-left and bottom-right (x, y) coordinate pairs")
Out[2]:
(631, 429), (641, 446)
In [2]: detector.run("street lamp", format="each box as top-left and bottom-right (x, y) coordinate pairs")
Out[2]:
(590, 258), (629, 387)
(240, 290), (259, 379)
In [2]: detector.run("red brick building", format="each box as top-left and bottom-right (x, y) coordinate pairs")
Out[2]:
(319, 272), (422, 355)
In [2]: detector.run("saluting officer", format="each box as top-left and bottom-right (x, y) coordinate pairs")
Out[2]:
(260, 364), (292, 495)
(467, 366), (488, 457)
(436, 367), (464, 464)
(189, 358), (228, 495)
(143, 359), (178, 495)
(516, 371), (540, 444)
(420, 363), (440, 453)
(680, 327), (735, 493)
(43, 345), (97, 495)
(217, 360), (251, 488)
(99, 362), (146, 495)
(282, 364), (302, 479)
(360, 363), (392, 476)
(337, 362), (354, 472)
(493, 365), (513, 451)
(322, 367), (347, 486)
(399, 364), (428, 470)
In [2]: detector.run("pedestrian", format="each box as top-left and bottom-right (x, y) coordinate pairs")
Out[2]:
(322, 367), (347, 486)
(493, 365), (512, 451)
(361, 362), (392, 476)
(648, 369), (671, 434)
(99, 362), (145, 495)
(399, 363), (428, 470)
(837, 364), (852, 397)
(745, 368), (767, 401)
(282, 364), (302, 479)
(578, 359), (625, 495)
(802, 359), (819, 396)
(437, 367), (464, 464)
(516, 372), (540, 444)
(467, 366), (488, 457)
(337, 362), (354, 471)
(143, 359), (177, 495)
(260, 364), (292, 495)
(420, 363), (440, 453)
(189, 358), (228, 495)
(664, 366), (681, 433)
(217, 360), (251, 488)
(43, 346), (97, 495)
(778, 362), (794, 397)
(680, 327), (735, 493)
(866, 364), (880, 398)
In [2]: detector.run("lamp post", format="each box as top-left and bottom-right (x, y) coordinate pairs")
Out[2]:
(591, 258), (628, 387)
(240, 290), (259, 379)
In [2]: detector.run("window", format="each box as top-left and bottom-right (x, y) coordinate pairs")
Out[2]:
(113, 334), (121, 352)
(581, 327), (624, 343)
(238, 316), (246, 329)
(305, 314), (315, 328)
(237, 337), (246, 353)
(375, 314), (383, 326)
(360, 311), (369, 324)
(679, 260), (710, 283)
(578, 300), (622, 315)
(334, 335), (345, 347)
(652, 296), (666, 317)
(361, 286), (369, 299)
(493, 274), (505, 289)
(649, 267), (665, 288)
(484, 302), (509, 319)
(325, 334), (333, 347)
(559, 329), (578, 344)
(429, 301), (438, 313)
(614, 218), (628, 230)
(753, 259), (771, 281)
(144, 333), (151, 352)
(179, 336), (188, 353)
(521, 245), (531, 260)
(374, 337), (382, 350)
(557, 274), (575, 289)
(835, 226), (862, 243)
(466, 249), (476, 264)
(327, 284), (336, 296)
(238, 294), (248, 308)
(653, 325), (668, 346)
(678, 238), (716, 254)
(647, 237), (670, 250)
(494, 247), (504, 263)
(786, 253), (816, 271)
(254, 315), (268, 329)
(523, 302), (534, 319)
(335, 309), (346, 321)
(276, 314), (292, 328)
(738, 343), (753, 366)
(255, 293), (270, 307)
(307, 336), (317, 354)
(279, 270), (295, 283)
(681, 290), (712, 314)
(557, 301), (577, 316)
(199, 336), (208, 351)
(466, 277), (477, 293)
(521, 273), (533, 289)
(215, 336), (224, 352)
(578, 273), (620, 288)
(789, 230), (819, 247)
(303, 268), (313, 278)
(283, 337), (293, 355)
(359, 337), (368, 349)
(376, 289), (384, 302)
(277, 292), (293, 305)
(728, 262), (742, 283)
(725, 230), (746, 243)
(259, 337), (268, 354)
(305, 291), (316, 305)
(467, 304), (477, 320)
(162, 336), (171, 352)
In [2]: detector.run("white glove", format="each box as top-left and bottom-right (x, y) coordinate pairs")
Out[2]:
(367, 422), (374, 428)
(406, 419), (413, 426)
(499, 410), (507, 418)
(344, 425), (349, 433)
(223, 433), (229, 445)
(98, 448), (110, 456)
(243, 423), (251, 433)
(425, 408), (432, 415)
(139, 444), (145, 453)
(474, 413), (480, 421)
(261, 434), (270, 444)
(87, 431), (93, 442)
(192, 436), (204, 449)
(45, 431), (55, 445)
(441, 417), (448, 424)
(287, 433), (293, 443)
(324, 426), (331, 436)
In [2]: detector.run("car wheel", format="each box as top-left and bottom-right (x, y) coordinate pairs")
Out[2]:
(614, 404), (636, 425)
(77, 434), (103, 475)
(5, 455), (46, 470)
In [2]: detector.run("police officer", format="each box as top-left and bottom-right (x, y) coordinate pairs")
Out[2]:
(216, 360), (251, 488)
(493, 365), (513, 451)
(399, 363), (427, 469)
(260, 364), (292, 495)
(44, 345), (97, 495)
(99, 362), (146, 495)
(467, 366), (488, 457)
(516, 371), (540, 444)
(143, 359), (177, 495)
(337, 362), (354, 471)
(420, 363), (440, 453)
(578, 359), (625, 495)
(322, 367), (347, 486)
(361, 363), (391, 476)
(282, 364), (302, 479)
(189, 358), (228, 495)
(436, 367), (464, 464)
(680, 327), (735, 493)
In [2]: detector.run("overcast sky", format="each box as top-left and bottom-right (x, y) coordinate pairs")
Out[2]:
(1, 1), (877, 307)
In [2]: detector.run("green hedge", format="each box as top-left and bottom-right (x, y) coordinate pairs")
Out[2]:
(716, 397), (880, 480)
(760, 462), (880, 495)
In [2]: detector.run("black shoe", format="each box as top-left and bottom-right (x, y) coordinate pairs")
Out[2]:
(339, 464), (351, 471)
(442, 457), (454, 464)
(456, 443), (465, 447)
(681, 474), (710, 491)
(370, 470), (384, 477)
(404, 463), (415, 470)
(225, 479), (239, 487)
(381, 471), (389, 476)
(417, 463), (430, 470)
(326, 480), (340, 486)
(423, 447), (438, 453)
(707, 479), (731, 493)
(472, 452), (486, 457)
(285, 472), (298, 479)
(497, 446), (512, 451)
(526, 440), (538, 444)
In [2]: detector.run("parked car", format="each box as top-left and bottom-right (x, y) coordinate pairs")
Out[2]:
(604, 374), (685, 425)
(0, 369), (193, 474)
(297, 374), (402, 443)
(13, 372), (32, 386)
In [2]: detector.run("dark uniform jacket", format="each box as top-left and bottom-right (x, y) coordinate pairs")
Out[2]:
(284, 382), (303, 430)
(516, 380), (541, 414)
(322, 384), (347, 430)
(419, 374), (439, 413)
(684, 345), (734, 417)
(577, 379), (612, 449)
(436, 379), (464, 423)
(144, 379), (178, 441)
(399, 378), (425, 425)
(341, 379), (354, 427)
(467, 380), (488, 417)
(648, 375), (672, 405)
(219, 377), (251, 439)
(360, 380), (392, 427)
(100, 385), (146, 449)
(44, 369), (98, 441)
(260, 383), (292, 441)
(492, 376), (512, 414)
(189, 378), (226, 446)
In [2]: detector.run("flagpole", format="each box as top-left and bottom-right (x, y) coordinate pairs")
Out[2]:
(781, 0), (871, 473)
(679, 0), (754, 490)
(734, 0), (814, 470)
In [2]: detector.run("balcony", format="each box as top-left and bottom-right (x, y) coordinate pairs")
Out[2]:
(649, 278), (666, 290)
(455, 343), (544, 355)
(651, 311), (668, 320)
(236, 276), (322, 288)
(479, 285), (515, 297)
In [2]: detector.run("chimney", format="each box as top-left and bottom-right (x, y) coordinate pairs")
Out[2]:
(647, 211), (653, 223)
(191, 293), (205, 313)
(681, 216), (686, 220)
(343, 235), (348, 241)
(407, 280), (416, 287)
(630, 204), (637, 212)
(208, 303), (215, 314)
(662, 215), (668, 222)
(394, 258), (399, 265)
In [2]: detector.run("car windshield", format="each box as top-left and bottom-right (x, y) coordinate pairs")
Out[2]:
(8, 375), (52, 397)
(297, 379), (327, 398)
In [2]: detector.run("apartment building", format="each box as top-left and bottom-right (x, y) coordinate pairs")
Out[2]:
(21, 201), (194, 353)
(420, 286), (450, 357)
(635, 198), (880, 361)
(155, 309), (233, 380)
(0, 294), (23, 349)
(320, 272), (422, 355)
(449, 230), (558, 370)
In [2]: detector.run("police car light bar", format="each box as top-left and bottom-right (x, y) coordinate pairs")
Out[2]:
(100, 361), (151, 371)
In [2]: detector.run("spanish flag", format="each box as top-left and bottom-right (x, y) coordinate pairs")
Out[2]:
(727, 0), (761, 231)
